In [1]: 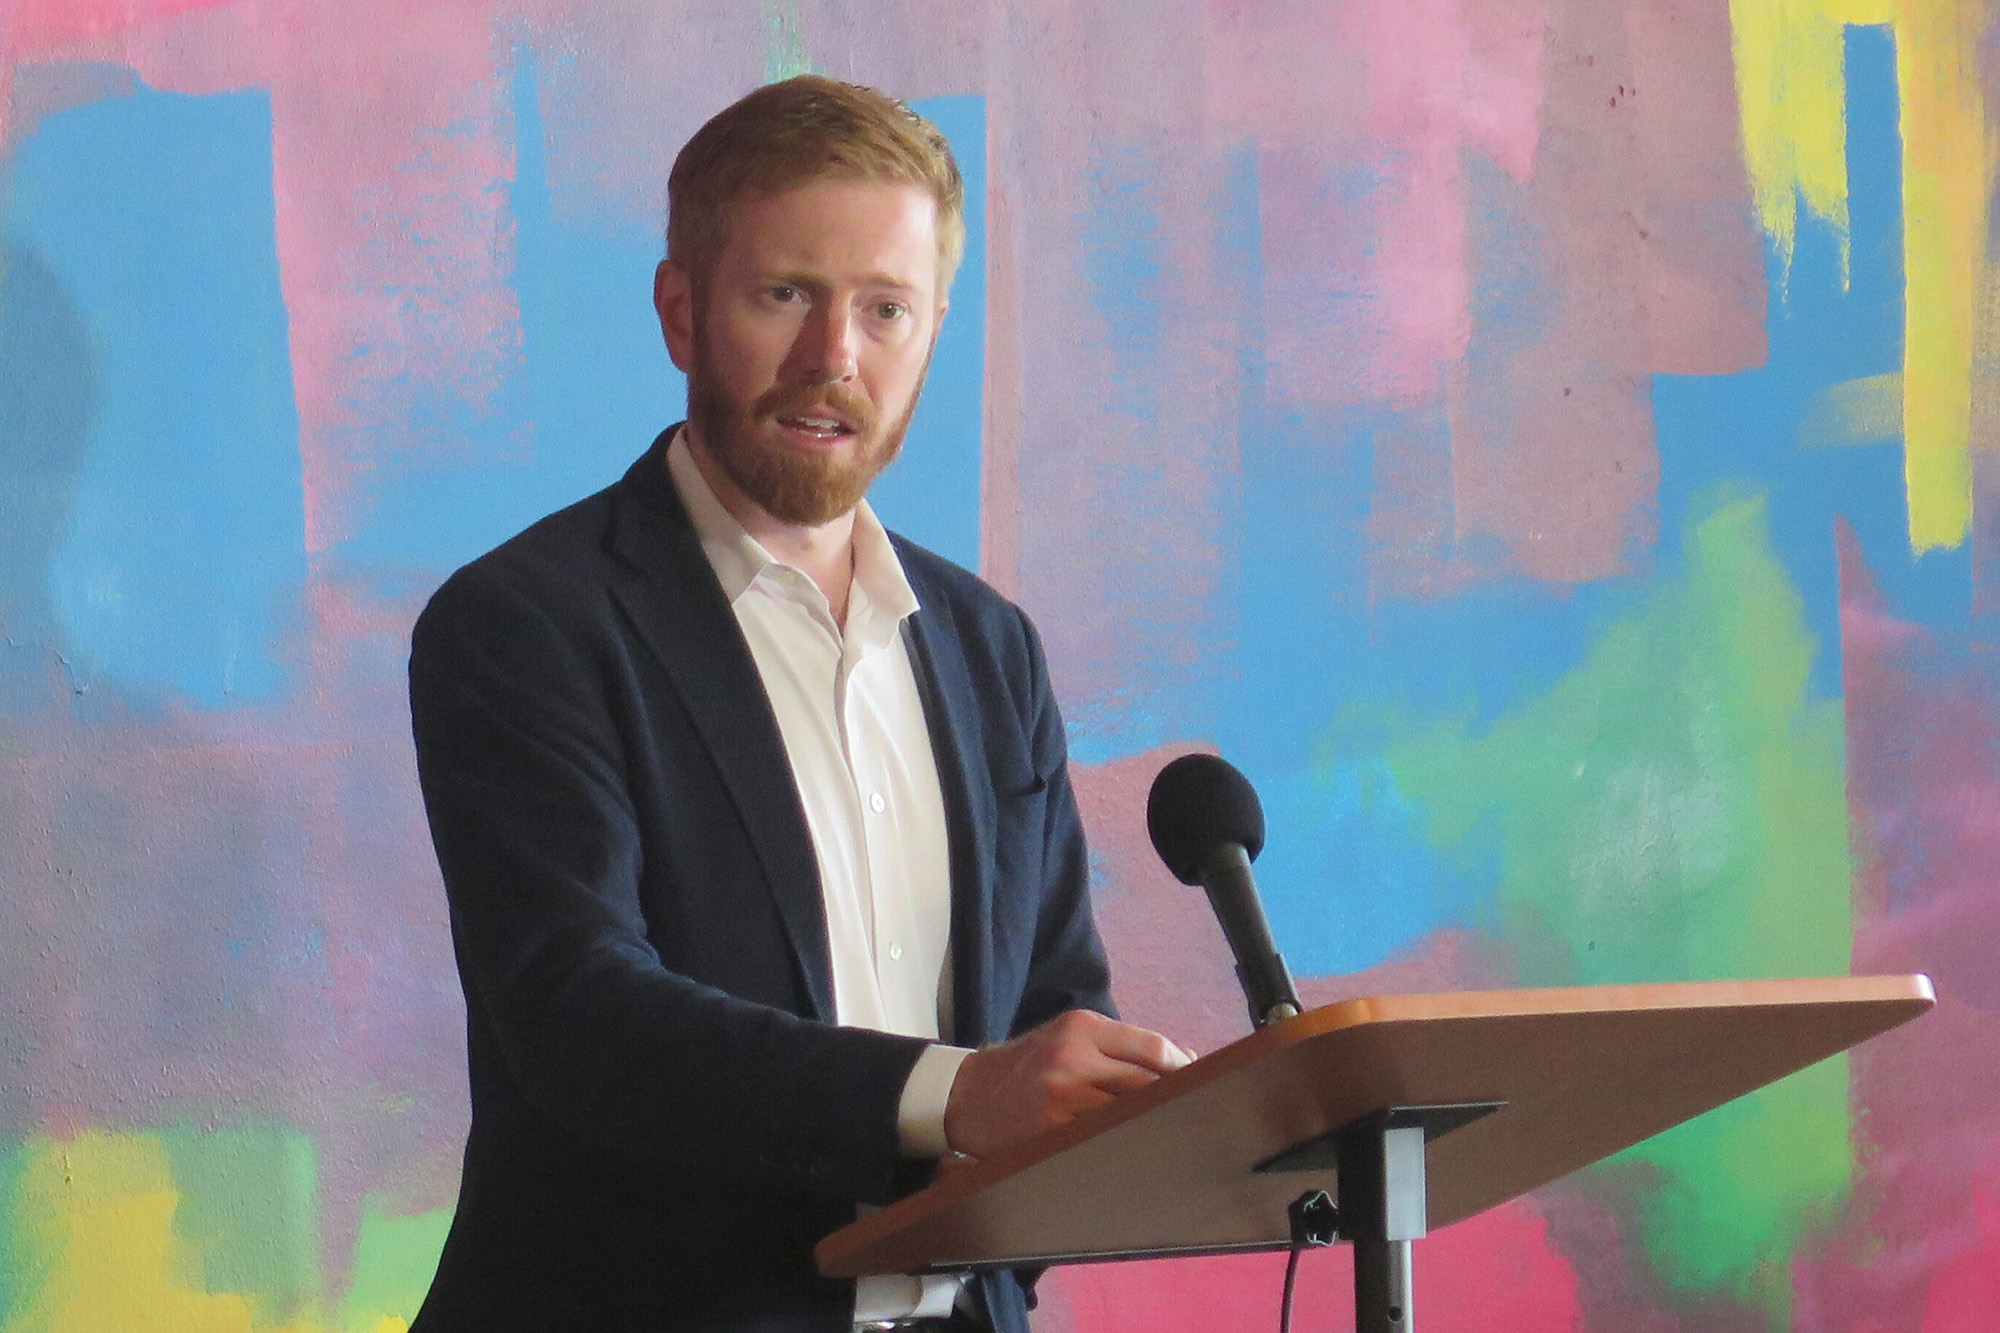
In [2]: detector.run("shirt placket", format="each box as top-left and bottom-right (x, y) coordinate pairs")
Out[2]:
(832, 626), (881, 966)
(771, 566), (883, 1029)
(857, 646), (944, 1040)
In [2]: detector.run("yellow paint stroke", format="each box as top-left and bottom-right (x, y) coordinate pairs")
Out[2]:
(1729, 0), (1994, 551)
(1896, 0), (1988, 551)
(1799, 372), (1903, 446)
(2, 1132), (437, 1333)
(1729, 0), (1891, 282)
(4, 1132), (260, 1333)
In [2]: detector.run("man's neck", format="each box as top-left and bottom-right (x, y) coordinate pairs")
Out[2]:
(683, 424), (859, 625)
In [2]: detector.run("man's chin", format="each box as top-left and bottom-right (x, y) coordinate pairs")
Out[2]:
(719, 432), (891, 527)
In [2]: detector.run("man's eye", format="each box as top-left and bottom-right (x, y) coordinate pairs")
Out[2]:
(768, 285), (801, 303)
(873, 302), (907, 320)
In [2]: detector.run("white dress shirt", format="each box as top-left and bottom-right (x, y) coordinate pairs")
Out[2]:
(666, 433), (970, 1321)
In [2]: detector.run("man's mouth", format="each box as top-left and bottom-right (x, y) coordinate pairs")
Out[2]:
(774, 414), (857, 441)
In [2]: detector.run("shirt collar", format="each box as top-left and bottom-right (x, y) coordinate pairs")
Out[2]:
(664, 427), (921, 637)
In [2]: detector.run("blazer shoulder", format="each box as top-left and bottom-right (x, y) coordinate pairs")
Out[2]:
(418, 429), (690, 637)
(891, 535), (1038, 652)
(416, 480), (626, 637)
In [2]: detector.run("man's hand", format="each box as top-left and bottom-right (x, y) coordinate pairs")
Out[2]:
(942, 1010), (1194, 1159)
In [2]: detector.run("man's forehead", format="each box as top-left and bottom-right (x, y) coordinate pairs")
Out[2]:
(722, 179), (942, 282)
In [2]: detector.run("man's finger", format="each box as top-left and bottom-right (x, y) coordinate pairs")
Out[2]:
(1066, 1053), (1167, 1097)
(1078, 1019), (1194, 1074)
(935, 1153), (980, 1179)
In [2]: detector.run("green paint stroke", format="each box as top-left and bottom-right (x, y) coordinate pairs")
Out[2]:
(763, 1), (816, 83)
(1387, 493), (1852, 1321)
(161, 1123), (319, 1325)
(0, 1139), (28, 1325)
(337, 1198), (452, 1333)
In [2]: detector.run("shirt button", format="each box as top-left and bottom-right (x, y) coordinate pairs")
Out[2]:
(888, 943), (903, 961)
(869, 791), (886, 813)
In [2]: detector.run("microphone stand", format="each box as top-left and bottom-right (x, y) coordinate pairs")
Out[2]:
(1198, 843), (1303, 1029)
(1201, 842), (1486, 1332)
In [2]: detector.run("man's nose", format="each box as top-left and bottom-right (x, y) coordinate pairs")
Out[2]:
(792, 303), (858, 384)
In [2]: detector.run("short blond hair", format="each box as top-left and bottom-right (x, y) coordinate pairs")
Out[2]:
(668, 75), (966, 294)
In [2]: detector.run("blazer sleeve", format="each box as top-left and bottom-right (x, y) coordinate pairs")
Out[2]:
(409, 561), (928, 1202)
(1006, 606), (1117, 1037)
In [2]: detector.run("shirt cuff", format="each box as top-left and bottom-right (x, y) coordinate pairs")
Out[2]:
(896, 1043), (974, 1157)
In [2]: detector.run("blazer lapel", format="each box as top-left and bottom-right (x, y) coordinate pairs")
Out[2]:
(900, 566), (997, 1049)
(602, 432), (836, 1023)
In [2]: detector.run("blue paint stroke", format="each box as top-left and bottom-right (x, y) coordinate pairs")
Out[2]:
(869, 94), (985, 573)
(1078, 140), (1166, 430)
(337, 45), (671, 582)
(1651, 23), (1949, 697)
(1061, 138), (1237, 764)
(0, 241), (92, 713)
(342, 52), (987, 582)
(0, 81), (304, 710)
(1075, 27), (1921, 978)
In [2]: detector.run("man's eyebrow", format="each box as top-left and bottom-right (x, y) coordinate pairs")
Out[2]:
(758, 268), (922, 294)
(755, 269), (824, 291)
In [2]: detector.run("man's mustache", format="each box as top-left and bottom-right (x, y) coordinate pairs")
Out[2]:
(751, 381), (876, 433)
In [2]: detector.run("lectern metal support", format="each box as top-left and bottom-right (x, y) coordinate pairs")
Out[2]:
(1260, 1102), (1506, 1333)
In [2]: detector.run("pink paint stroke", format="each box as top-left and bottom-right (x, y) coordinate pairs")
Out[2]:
(1790, 524), (2000, 1328)
(1409, 0), (1659, 592)
(1624, 0), (1768, 376)
(1042, 1198), (1580, 1333)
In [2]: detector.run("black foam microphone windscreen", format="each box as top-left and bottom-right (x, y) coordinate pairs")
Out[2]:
(1146, 751), (1267, 885)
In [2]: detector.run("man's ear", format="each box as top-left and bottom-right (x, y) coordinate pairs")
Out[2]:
(654, 259), (696, 373)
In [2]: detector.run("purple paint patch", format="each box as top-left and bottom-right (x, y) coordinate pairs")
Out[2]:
(1788, 527), (2000, 1326)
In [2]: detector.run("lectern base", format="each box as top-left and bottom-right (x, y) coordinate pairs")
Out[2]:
(1352, 1238), (1414, 1333)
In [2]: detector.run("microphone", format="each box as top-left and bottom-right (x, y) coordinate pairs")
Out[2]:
(1145, 753), (1304, 1029)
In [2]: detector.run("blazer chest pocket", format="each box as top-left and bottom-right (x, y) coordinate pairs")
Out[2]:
(990, 767), (1049, 884)
(999, 770), (1048, 802)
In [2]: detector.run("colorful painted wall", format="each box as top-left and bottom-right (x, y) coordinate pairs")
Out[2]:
(2, 1), (1996, 1329)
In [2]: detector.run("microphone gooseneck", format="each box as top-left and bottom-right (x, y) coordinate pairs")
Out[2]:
(1146, 753), (1303, 1029)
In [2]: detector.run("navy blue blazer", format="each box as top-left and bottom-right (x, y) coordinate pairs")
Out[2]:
(406, 430), (1113, 1332)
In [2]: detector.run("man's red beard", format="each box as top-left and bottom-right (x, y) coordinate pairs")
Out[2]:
(686, 331), (929, 527)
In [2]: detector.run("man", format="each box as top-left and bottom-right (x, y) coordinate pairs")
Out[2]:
(407, 76), (1187, 1332)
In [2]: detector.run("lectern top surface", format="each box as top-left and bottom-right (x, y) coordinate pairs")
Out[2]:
(817, 974), (1934, 1278)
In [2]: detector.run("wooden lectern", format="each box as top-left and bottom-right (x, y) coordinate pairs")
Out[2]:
(818, 974), (1934, 1331)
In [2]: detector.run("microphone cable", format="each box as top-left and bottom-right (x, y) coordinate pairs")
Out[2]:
(1280, 1244), (1304, 1333)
